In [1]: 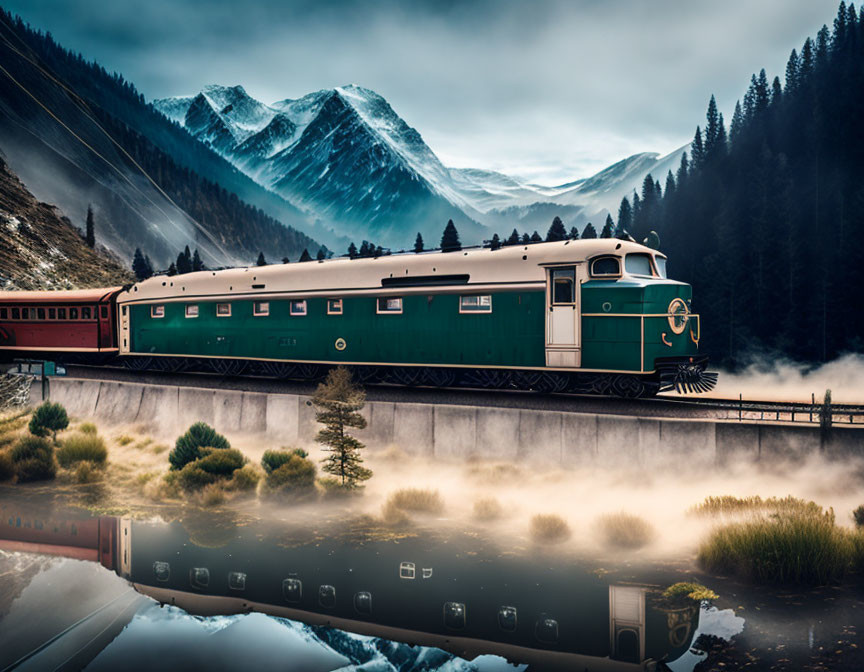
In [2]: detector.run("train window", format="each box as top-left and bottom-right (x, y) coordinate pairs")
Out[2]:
(37, 308), (46, 320)
(216, 303), (232, 317)
(11, 308), (19, 320)
(551, 269), (575, 304)
(185, 304), (199, 318)
(591, 256), (621, 277)
(100, 306), (108, 319)
(228, 572), (246, 591)
(655, 256), (668, 278)
(70, 308), (79, 320)
(377, 297), (403, 314)
(254, 301), (270, 316)
(81, 307), (92, 320)
(459, 295), (492, 313)
(48, 308), (56, 320)
(625, 253), (654, 277)
(498, 606), (518, 632)
(443, 602), (467, 630)
(58, 308), (66, 320)
(153, 561), (170, 582)
(318, 584), (336, 608)
(327, 299), (343, 315)
(282, 577), (302, 603)
(399, 562), (416, 579)
(20, 308), (29, 320)
(354, 591), (372, 615)
(190, 567), (209, 589)
(0, 308), (6, 320)
(535, 617), (559, 643)
(289, 300), (307, 316)
(151, 305), (165, 318)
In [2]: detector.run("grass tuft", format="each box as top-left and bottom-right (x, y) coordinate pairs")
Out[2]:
(691, 495), (823, 518)
(78, 422), (98, 435)
(74, 461), (102, 484)
(115, 434), (134, 446)
(596, 512), (655, 550)
(57, 433), (107, 468)
(530, 513), (571, 544)
(380, 499), (411, 526)
(0, 450), (14, 481)
(473, 497), (503, 521)
(386, 488), (444, 514)
(852, 505), (864, 528)
(199, 483), (226, 507)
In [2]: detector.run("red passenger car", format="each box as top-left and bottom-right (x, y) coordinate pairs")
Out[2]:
(0, 287), (123, 361)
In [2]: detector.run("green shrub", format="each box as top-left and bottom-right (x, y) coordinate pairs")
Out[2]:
(177, 463), (219, 491)
(318, 476), (353, 499)
(662, 582), (719, 604)
(853, 505), (864, 528)
(530, 514), (571, 544)
(115, 434), (134, 446)
(261, 449), (293, 474)
(12, 436), (56, 482)
(78, 422), (98, 435)
(57, 433), (108, 468)
(265, 454), (317, 496)
(0, 450), (14, 481)
(596, 512), (655, 550)
(28, 402), (69, 441)
(228, 464), (261, 492)
(697, 510), (853, 585)
(386, 488), (444, 514)
(196, 448), (245, 476)
(169, 422), (230, 470)
(74, 461), (102, 484)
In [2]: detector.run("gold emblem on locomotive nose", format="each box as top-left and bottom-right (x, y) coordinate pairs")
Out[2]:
(335, 338), (347, 351)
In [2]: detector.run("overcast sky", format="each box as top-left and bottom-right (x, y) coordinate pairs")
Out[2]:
(4, 0), (840, 183)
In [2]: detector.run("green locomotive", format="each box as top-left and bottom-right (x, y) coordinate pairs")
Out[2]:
(115, 239), (715, 397)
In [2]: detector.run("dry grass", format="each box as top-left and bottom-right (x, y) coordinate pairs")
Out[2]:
(690, 495), (823, 518)
(198, 483), (227, 507)
(473, 497), (503, 521)
(530, 514), (571, 544)
(386, 488), (444, 514)
(77, 422), (98, 435)
(596, 512), (655, 550)
(464, 463), (524, 485)
(151, 443), (168, 454)
(57, 433), (107, 468)
(380, 499), (411, 526)
(115, 434), (134, 446)
(74, 461), (102, 484)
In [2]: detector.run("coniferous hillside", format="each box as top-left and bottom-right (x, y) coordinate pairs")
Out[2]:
(618, 2), (864, 366)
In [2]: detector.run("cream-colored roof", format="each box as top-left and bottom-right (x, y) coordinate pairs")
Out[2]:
(119, 239), (661, 303)
(0, 287), (122, 303)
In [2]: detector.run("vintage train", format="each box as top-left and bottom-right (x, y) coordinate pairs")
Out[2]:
(0, 239), (716, 397)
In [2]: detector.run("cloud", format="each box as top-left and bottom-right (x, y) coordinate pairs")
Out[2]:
(3, 0), (840, 182)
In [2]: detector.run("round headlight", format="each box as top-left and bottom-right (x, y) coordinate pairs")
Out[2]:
(667, 298), (689, 334)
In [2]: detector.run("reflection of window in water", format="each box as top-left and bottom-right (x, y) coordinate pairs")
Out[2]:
(153, 561), (170, 582)
(318, 585), (336, 608)
(498, 606), (517, 632)
(422, 568), (433, 579)
(354, 591), (372, 615)
(228, 572), (246, 591)
(609, 585), (646, 663)
(535, 616), (559, 643)
(443, 602), (466, 630)
(282, 577), (302, 603)
(190, 567), (209, 589)
(399, 562), (415, 579)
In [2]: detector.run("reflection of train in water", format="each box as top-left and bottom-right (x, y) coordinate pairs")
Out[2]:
(0, 240), (716, 397)
(0, 503), (702, 671)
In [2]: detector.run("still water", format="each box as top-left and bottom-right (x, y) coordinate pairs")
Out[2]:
(0, 494), (743, 671)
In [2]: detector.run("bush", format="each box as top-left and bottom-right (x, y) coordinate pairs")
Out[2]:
(596, 512), (655, 550)
(115, 434), (134, 446)
(177, 463), (219, 491)
(57, 433), (108, 468)
(265, 454), (317, 496)
(28, 402), (69, 440)
(381, 499), (411, 526)
(229, 464), (261, 492)
(697, 510), (853, 584)
(662, 582), (719, 604)
(78, 422), (98, 435)
(0, 450), (14, 481)
(530, 514), (571, 544)
(74, 461), (102, 484)
(199, 483), (226, 507)
(386, 488), (444, 514)
(853, 505), (864, 528)
(196, 448), (245, 476)
(169, 422), (230, 470)
(473, 497), (503, 521)
(318, 476), (354, 499)
(262, 449), (292, 474)
(12, 436), (56, 483)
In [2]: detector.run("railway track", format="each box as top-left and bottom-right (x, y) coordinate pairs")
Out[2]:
(55, 364), (864, 426)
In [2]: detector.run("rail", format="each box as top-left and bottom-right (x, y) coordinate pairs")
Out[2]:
(659, 393), (864, 426)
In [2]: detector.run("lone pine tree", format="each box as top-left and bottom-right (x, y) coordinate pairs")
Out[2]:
(441, 219), (461, 252)
(546, 216), (567, 241)
(84, 205), (95, 248)
(313, 367), (372, 489)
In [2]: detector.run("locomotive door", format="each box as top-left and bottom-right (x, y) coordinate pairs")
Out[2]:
(545, 265), (583, 367)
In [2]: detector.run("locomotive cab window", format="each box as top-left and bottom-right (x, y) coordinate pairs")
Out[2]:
(459, 295), (492, 313)
(290, 300), (307, 316)
(591, 256), (621, 277)
(185, 304), (199, 318)
(216, 303), (231, 317)
(624, 253), (655, 277)
(327, 299), (343, 315)
(151, 305), (165, 318)
(654, 255), (668, 278)
(254, 301), (270, 316)
(377, 297), (403, 314)
(551, 268), (575, 304)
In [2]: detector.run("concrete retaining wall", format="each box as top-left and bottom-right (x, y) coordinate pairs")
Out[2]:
(38, 377), (864, 468)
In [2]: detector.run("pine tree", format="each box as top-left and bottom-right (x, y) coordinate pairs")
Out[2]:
(359, 241), (370, 257)
(568, 226), (580, 240)
(299, 248), (311, 262)
(316, 248), (326, 260)
(256, 252), (267, 266)
(313, 367), (372, 490)
(582, 222), (597, 239)
(521, 233), (531, 244)
(489, 233), (501, 250)
(84, 205), (95, 248)
(600, 214), (614, 238)
(167, 262), (177, 276)
(785, 49), (800, 94)
(131, 248), (153, 280)
(530, 230), (542, 243)
(191, 249), (203, 272)
(413, 232), (424, 253)
(729, 101), (744, 145)
(505, 229), (520, 246)
(691, 126), (705, 168)
(546, 216), (567, 241)
(282, 257), (290, 264)
(441, 219), (461, 252)
(347, 242), (358, 258)
(617, 197), (632, 235)
(704, 95), (721, 155)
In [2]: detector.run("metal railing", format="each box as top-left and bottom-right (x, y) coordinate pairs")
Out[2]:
(669, 393), (864, 426)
